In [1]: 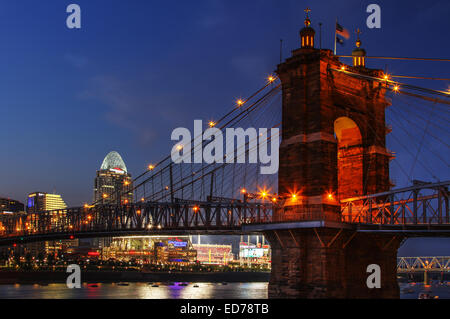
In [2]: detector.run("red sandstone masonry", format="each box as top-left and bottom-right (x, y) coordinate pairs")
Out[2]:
(267, 47), (399, 298)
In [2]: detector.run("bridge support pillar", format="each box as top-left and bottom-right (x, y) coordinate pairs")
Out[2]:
(264, 229), (402, 298)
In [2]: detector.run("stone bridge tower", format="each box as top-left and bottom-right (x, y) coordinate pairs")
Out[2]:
(263, 10), (401, 298)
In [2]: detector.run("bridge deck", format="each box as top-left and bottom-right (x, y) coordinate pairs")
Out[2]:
(0, 182), (448, 245)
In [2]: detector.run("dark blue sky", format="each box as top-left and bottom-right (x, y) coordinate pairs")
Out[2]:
(1, 1), (448, 203)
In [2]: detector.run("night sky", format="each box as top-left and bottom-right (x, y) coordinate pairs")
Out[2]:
(1, 1), (449, 255)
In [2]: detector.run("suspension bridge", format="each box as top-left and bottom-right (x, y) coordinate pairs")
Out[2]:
(0, 10), (448, 298)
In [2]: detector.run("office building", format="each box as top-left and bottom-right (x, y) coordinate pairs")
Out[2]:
(93, 151), (133, 205)
(26, 192), (67, 213)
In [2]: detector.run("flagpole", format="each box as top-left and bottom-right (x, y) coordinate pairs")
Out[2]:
(334, 17), (337, 55)
(319, 22), (322, 50)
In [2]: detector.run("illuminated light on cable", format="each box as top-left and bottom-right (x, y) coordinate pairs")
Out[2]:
(383, 74), (390, 81)
(267, 75), (276, 83)
(209, 121), (216, 128)
(236, 99), (245, 107)
(259, 190), (269, 200)
(393, 85), (400, 92)
(148, 164), (155, 170)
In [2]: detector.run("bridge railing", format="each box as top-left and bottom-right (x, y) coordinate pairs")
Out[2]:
(341, 181), (449, 225)
(0, 202), (274, 240)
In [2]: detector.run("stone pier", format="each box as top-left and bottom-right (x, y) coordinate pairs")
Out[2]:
(264, 228), (402, 298)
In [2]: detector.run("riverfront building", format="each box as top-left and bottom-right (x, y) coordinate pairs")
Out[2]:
(101, 236), (197, 264)
(0, 198), (24, 214)
(25, 192), (76, 256)
(26, 192), (67, 213)
(193, 244), (233, 265)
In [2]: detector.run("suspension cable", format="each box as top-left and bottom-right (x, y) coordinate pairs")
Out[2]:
(336, 55), (450, 62)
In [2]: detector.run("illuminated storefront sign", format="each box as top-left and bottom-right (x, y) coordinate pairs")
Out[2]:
(169, 240), (187, 247)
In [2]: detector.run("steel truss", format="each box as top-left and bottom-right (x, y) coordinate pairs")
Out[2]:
(397, 256), (450, 273)
(341, 181), (449, 225)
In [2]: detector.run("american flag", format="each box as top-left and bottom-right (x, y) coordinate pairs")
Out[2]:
(336, 22), (350, 39)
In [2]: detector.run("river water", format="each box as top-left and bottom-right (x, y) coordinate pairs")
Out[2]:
(0, 281), (448, 299)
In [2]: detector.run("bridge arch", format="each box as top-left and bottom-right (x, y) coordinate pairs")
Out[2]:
(334, 116), (364, 200)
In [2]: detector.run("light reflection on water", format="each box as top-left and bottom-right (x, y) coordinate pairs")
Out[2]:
(0, 282), (269, 299)
(0, 281), (448, 299)
(399, 281), (450, 299)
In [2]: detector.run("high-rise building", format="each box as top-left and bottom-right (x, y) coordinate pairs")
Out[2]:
(24, 192), (73, 256)
(93, 151), (133, 205)
(26, 192), (67, 213)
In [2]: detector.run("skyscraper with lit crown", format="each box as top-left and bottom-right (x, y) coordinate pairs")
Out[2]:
(93, 151), (133, 205)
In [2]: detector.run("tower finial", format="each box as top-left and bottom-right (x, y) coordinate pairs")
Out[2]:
(356, 28), (362, 47)
(304, 7), (311, 27)
(304, 7), (311, 18)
